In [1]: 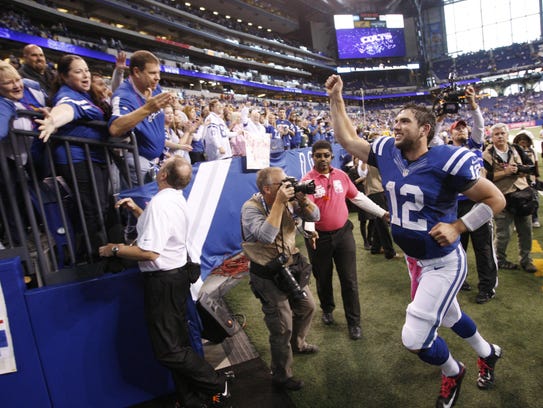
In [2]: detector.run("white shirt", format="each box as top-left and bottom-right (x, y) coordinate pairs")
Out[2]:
(136, 188), (189, 272)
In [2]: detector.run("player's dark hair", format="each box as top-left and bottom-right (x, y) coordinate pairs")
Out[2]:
(402, 103), (436, 144)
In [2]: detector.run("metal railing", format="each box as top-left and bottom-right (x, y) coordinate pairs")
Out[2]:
(0, 111), (145, 287)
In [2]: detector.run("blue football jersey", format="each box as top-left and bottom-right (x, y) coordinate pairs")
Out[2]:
(368, 136), (480, 259)
(110, 79), (165, 160)
(53, 84), (108, 164)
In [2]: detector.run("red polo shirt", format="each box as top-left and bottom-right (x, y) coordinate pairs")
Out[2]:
(302, 167), (358, 232)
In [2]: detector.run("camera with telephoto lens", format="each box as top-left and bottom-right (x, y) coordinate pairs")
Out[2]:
(282, 177), (316, 196)
(266, 253), (307, 300)
(517, 164), (535, 174)
(432, 73), (466, 116)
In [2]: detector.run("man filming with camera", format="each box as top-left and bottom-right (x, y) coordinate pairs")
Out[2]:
(431, 86), (500, 304)
(241, 167), (320, 391)
(483, 123), (537, 273)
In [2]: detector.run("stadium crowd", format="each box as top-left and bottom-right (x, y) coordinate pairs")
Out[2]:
(1, 2), (542, 404)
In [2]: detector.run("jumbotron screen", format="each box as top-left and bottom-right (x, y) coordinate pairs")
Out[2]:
(334, 13), (406, 59)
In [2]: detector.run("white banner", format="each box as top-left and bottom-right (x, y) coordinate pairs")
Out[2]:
(245, 132), (270, 170)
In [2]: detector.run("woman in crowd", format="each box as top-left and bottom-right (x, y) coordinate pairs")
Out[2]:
(229, 110), (246, 156)
(187, 104), (206, 163)
(163, 104), (192, 163)
(0, 61), (48, 246)
(36, 54), (110, 259)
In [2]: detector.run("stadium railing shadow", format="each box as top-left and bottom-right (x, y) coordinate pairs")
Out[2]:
(0, 110), (145, 287)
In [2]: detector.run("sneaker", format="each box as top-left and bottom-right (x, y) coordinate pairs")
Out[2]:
(477, 344), (502, 390)
(210, 392), (231, 408)
(498, 260), (518, 270)
(436, 362), (465, 408)
(209, 379), (231, 407)
(460, 282), (472, 291)
(533, 220), (541, 228)
(521, 262), (537, 273)
(476, 289), (496, 304)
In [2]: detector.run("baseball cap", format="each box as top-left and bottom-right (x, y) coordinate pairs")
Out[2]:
(450, 120), (467, 131)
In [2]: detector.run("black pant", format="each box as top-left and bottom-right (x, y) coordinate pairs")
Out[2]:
(457, 199), (498, 293)
(305, 220), (360, 326)
(143, 269), (225, 407)
(0, 159), (28, 246)
(368, 192), (396, 258)
(57, 161), (109, 257)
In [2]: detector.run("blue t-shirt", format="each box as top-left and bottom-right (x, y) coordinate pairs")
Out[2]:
(0, 79), (46, 140)
(109, 79), (165, 160)
(368, 137), (480, 259)
(53, 85), (108, 164)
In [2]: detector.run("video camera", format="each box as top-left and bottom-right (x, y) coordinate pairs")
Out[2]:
(267, 253), (307, 300)
(282, 177), (316, 196)
(432, 73), (466, 116)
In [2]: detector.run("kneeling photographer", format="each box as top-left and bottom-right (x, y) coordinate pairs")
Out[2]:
(241, 167), (320, 391)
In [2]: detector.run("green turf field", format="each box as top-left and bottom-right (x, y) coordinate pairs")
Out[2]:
(226, 164), (543, 407)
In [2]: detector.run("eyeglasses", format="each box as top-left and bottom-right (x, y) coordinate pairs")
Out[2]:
(313, 153), (331, 159)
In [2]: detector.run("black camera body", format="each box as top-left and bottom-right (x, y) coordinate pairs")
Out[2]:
(282, 177), (316, 196)
(517, 164), (536, 175)
(266, 254), (307, 300)
(432, 73), (465, 116)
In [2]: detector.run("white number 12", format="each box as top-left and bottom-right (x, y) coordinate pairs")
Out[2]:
(385, 181), (427, 231)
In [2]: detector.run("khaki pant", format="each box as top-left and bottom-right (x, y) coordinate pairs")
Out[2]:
(494, 209), (533, 266)
(249, 271), (316, 382)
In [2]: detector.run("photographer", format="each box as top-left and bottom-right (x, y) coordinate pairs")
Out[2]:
(513, 131), (540, 228)
(483, 123), (537, 273)
(241, 167), (320, 391)
(433, 86), (499, 304)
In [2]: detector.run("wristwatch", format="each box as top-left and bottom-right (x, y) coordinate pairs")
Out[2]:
(111, 246), (120, 257)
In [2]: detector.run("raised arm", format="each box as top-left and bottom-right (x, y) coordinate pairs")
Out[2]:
(465, 86), (484, 145)
(325, 75), (371, 162)
(109, 90), (174, 137)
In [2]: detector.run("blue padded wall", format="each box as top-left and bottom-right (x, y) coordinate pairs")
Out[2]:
(0, 258), (50, 407)
(24, 269), (173, 408)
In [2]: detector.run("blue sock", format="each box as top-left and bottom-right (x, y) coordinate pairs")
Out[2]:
(418, 336), (450, 366)
(451, 312), (477, 338)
